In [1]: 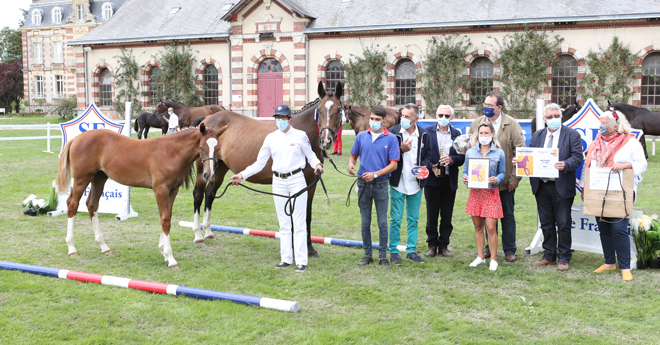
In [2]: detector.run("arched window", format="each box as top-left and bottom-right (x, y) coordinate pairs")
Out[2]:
(149, 67), (163, 106)
(52, 8), (62, 24)
(32, 9), (43, 26)
(551, 55), (578, 105)
(102, 3), (114, 20)
(642, 54), (660, 106)
(203, 65), (219, 105)
(259, 58), (283, 73)
(99, 69), (112, 106)
(395, 60), (416, 105)
(470, 57), (494, 106)
(325, 60), (345, 92)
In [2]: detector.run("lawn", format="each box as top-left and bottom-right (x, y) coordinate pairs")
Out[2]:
(0, 127), (659, 344)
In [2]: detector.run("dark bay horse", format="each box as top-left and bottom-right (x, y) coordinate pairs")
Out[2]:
(154, 100), (226, 128)
(530, 101), (582, 133)
(192, 101), (328, 257)
(343, 105), (400, 134)
(133, 111), (167, 139)
(607, 101), (660, 157)
(316, 81), (345, 151)
(55, 124), (230, 268)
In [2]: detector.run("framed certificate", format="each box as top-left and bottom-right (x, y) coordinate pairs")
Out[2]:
(516, 147), (559, 178)
(467, 158), (490, 189)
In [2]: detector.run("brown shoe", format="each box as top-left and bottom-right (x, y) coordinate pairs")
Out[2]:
(557, 262), (570, 271)
(424, 245), (437, 258)
(439, 248), (454, 258)
(505, 253), (517, 262)
(483, 250), (491, 259)
(532, 259), (557, 266)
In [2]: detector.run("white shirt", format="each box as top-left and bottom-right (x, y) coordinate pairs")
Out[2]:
(370, 131), (382, 143)
(168, 113), (179, 128)
(393, 126), (420, 195)
(437, 125), (453, 158)
(543, 126), (561, 149)
(240, 127), (321, 180)
(579, 136), (648, 193)
(492, 113), (503, 135)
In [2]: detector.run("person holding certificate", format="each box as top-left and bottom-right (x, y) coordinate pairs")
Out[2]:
(462, 122), (506, 271)
(516, 103), (583, 271)
(581, 110), (647, 281)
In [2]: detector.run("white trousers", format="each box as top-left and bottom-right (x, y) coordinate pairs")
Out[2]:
(273, 173), (308, 265)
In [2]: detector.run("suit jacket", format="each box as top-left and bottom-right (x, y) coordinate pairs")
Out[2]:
(425, 124), (465, 191)
(529, 125), (584, 199)
(389, 123), (434, 189)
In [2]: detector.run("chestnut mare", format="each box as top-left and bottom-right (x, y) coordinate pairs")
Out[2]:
(343, 105), (400, 134)
(55, 123), (229, 268)
(154, 100), (226, 128)
(192, 97), (333, 257)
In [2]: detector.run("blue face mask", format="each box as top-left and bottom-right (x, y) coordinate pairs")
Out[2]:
(483, 107), (496, 118)
(275, 119), (289, 131)
(599, 123), (611, 136)
(401, 118), (412, 130)
(369, 120), (382, 132)
(438, 117), (450, 127)
(547, 117), (561, 130)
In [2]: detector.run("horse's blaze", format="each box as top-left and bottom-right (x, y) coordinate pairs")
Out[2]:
(205, 137), (218, 180)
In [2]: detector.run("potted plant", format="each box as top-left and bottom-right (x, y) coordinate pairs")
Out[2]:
(632, 216), (653, 269)
(646, 219), (660, 269)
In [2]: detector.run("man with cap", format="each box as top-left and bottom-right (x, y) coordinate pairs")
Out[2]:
(231, 104), (323, 273)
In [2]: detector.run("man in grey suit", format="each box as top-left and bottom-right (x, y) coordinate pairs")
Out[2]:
(522, 103), (584, 271)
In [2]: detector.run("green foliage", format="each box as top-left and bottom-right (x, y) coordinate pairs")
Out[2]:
(489, 28), (563, 118)
(0, 27), (22, 63)
(344, 42), (389, 107)
(112, 48), (143, 116)
(155, 42), (201, 106)
(420, 35), (472, 117)
(580, 36), (641, 105)
(49, 95), (77, 119)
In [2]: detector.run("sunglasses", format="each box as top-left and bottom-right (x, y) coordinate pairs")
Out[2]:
(436, 114), (451, 119)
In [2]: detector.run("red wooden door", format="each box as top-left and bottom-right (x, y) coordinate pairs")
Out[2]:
(257, 59), (284, 117)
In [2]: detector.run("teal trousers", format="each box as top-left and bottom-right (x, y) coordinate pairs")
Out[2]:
(389, 187), (423, 254)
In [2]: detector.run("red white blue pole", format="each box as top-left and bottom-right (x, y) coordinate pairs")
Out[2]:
(0, 261), (299, 313)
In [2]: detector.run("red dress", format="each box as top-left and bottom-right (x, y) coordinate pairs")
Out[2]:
(465, 188), (503, 219)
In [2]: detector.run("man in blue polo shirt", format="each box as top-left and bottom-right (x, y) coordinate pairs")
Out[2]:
(348, 105), (400, 268)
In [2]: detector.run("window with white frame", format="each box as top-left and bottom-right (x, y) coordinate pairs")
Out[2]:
(35, 76), (44, 98)
(78, 5), (85, 20)
(395, 60), (417, 105)
(33, 42), (42, 64)
(55, 75), (64, 98)
(32, 9), (42, 25)
(102, 3), (114, 20)
(325, 60), (345, 93)
(52, 8), (62, 24)
(53, 41), (63, 63)
(99, 69), (112, 106)
(469, 57), (494, 106)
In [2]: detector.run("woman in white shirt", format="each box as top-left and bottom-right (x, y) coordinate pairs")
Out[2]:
(582, 110), (647, 281)
(230, 104), (323, 273)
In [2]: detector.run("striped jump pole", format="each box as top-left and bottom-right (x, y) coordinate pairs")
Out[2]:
(178, 221), (407, 253)
(0, 261), (299, 313)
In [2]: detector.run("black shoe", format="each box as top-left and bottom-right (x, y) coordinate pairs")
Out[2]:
(390, 253), (402, 265)
(275, 262), (291, 269)
(295, 265), (307, 272)
(378, 258), (392, 268)
(330, 152), (338, 155)
(358, 255), (373, 266)
(406, 252), (425, 263)
(336, 153), (342, 156)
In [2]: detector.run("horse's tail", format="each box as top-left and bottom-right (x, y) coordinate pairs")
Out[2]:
(56, 139), (74, 194)
(134, 116), (139, 132)
(184, 163), (195, 189)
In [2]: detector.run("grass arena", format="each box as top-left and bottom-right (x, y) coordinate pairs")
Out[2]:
(1, 121), (660, 344)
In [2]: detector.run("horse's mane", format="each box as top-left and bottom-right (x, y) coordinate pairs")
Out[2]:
(166, 100), (188, 106)
(293, 98), (320, 114)
(611, 102), (652, 114)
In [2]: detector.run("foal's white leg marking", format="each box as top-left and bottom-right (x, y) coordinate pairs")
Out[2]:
(158, 232), (167, 259)
(192, 210), (204, 243)
(203, 208), (214, 239)
(206, 137), (218, 178)
(66, 217), (77, 255)
(91, 212), (111, 254)
(160, 233), (178, 267)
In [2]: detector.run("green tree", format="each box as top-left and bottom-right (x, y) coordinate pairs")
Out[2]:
(112, 48), (143, 116)
(344, 42), (389, 107)
(49, 95), (77, 119)
(489, 28), (563, 117)
(420, 34), (472, 118)
(580, 36), (640, 105)
(155, 42), (201, 106)
(0, 27), (22, 63)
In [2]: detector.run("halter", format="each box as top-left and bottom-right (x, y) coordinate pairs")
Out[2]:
(316, 106), (344, 142)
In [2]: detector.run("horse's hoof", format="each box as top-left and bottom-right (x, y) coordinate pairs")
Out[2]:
(169, 264), (180, 269)
(204, 235), (216, 240)
(193, 239), (205, 245)
(68, 252), (78, 257)
(102, 250), (113, 255)
(308, 249), (321, 258)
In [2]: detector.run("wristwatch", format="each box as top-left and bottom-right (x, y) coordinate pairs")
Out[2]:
(373, 172), (378, 178)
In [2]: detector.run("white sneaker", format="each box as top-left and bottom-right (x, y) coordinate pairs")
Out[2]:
(489, 260), (498, 271)
(469, 257), (486, 267)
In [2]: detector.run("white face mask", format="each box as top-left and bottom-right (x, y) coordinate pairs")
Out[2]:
(479, 135), (492, 146)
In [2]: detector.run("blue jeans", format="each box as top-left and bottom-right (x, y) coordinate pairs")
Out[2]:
(389, 187), (423, 254)
(596, 217), (631, 270)
(485, 189), (517, 255)
(358, 178), (389, 258)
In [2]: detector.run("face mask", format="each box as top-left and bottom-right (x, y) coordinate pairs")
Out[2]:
(547, 117), (561, 131)
(276, 119), (289, 131)
(168, 112), (172, 116)
(479, 135), (492, 146)
(438, 117), (450, 127)
(369, 120), (382, 132)
(599, 123), (611, 136)
(401, 118), (412, 130)
(483, 107), (496, 118)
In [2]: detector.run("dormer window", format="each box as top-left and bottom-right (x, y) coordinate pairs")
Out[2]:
(78, 5), (85, 21)
(32, 9), (43, 26)
(52, 8), (62, 24)
(102, 3), (114, 20)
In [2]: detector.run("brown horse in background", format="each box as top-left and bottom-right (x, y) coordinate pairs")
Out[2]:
(55, 124), (229, 268)
(343, 105), (400, 134)
(192, 99), (329, 257)
(154, 100), (226, 128)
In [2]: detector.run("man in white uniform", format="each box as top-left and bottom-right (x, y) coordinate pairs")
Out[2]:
(164, 107), (179, 134)
(230, 104), (323, 272)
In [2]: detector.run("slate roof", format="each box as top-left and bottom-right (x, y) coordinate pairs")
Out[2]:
(23, 0), (127, 28)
